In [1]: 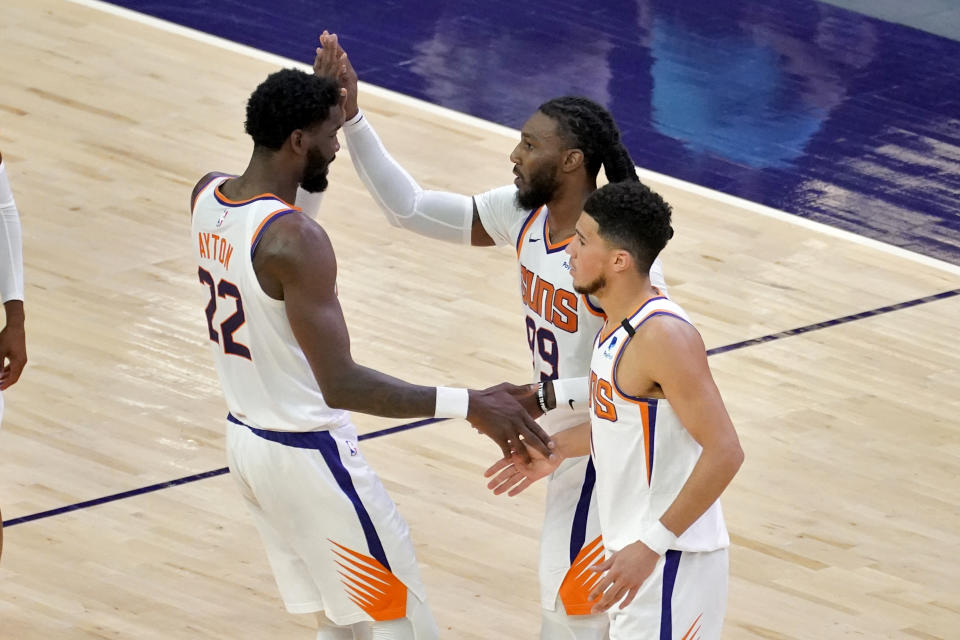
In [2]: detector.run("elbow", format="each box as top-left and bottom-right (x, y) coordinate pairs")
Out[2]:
(321, 382), (355, 411)
(317, 371), (357, 411)
(726, 440), (745, 476)
(323, 389), (347, 410)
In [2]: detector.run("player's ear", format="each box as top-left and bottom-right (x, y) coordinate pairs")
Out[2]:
(288, 129), (306, 154)
(612, 249), (632, 273)
(562, 148), (584, 173)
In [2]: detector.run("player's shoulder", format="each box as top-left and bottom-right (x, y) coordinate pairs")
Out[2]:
(191, 171), (233, 210)
(633, 307), (702, 360)
(474, 184), (522, 213)
(257, 209), (331, 258)
(254, 210), (337, 285)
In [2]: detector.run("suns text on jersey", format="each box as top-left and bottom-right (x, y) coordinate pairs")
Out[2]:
(519, 265), (578, 333)
(198, 232), (235, 270)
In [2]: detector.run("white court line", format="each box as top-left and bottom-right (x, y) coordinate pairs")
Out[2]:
(65, 0), (960, 278)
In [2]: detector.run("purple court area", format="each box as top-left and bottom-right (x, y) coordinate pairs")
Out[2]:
(106, 0), (960, 265)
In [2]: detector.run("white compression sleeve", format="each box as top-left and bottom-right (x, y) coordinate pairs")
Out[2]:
(343, 111), (473, 244)
(553, 376), (589, 412)
(295, 186), (324, 217)
(0, 161), (25, 303)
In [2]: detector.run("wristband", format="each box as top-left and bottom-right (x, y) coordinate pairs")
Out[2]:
(434, 387), (469, 419)
(536, 383), (549, 413)
(553, 376), (588, 411)
(343, 109), (365, 128)
(639, 520), (677, 556)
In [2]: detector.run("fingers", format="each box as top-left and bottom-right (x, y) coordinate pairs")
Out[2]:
(618, 586), (640, 610)
(518, 414), (554, 459)
(488, 468), (524, 495)
(484, 457), (513, 478)
(485, 463), (518, 488)
(506, 476), (534, 497)
(509, 429), (533, 464)
(589, 556), (613, 574)
(592, 583), (629, 614)
(588, 573), (612, 602)
(1, 359), (23, 389)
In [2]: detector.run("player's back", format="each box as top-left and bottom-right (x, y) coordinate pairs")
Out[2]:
(190, 175), (349, 432)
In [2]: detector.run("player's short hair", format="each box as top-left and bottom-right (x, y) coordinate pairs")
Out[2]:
(583, 181), (674, 274)
(537, 96), (638, 183)
(245, 69), (340, 150)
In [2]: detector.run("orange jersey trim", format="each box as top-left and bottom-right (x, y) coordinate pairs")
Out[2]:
(581, 294), (606, 318)
(250, 207), (298, 248)
(543, 216), (572, 252)
(191, 174), (229, 213)
(214, 184), (299, 209)
(515, 205), (544, 257)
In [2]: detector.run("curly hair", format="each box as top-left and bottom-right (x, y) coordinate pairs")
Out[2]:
(537, 96), (638, 183)
(583, 181), (674, 273)
(244, 69), (340, 150)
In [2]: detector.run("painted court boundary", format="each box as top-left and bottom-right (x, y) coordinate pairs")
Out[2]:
(6, 288), (958, 529)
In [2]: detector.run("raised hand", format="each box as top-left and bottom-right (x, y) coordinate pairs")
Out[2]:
(317, 31), (359, 120)
(313, 31), (343, 81)
(588, 541), (660, 613)
(467, 386), (554, 463)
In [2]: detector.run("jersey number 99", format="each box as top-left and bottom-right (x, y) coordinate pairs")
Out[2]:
(526, 316), (559, 381)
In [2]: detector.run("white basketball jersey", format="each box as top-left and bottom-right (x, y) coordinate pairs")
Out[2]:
(190, 176), (350, 432)
(475, 185), (666, 433)
(588, 295), (728, 552)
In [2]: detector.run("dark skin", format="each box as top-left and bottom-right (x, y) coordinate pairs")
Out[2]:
(191, 93), (553, 462)
(0, 151), (27, 391)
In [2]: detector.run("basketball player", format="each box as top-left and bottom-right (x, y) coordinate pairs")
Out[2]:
(0, 149), (28, 561)
(191, 66), (553, 640)
(490, 181), (744, 639)
(319, 32), (666, 639)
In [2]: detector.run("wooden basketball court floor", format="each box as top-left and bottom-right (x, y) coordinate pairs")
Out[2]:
(1, 0), (958, 637)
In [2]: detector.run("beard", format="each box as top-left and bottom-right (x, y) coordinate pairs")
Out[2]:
(514, 163), (560, 210)
(300, 147), (331, 193)
(573, 274), (606, 295)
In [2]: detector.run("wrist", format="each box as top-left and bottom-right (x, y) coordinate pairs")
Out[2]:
(638, 519), (677, 556)
(552, 376), (587, 411)
(536, 382), (549, 413)
(435, 386), (468, 419)
(3, 299), (24, 324)
(343, 109), (364, 128)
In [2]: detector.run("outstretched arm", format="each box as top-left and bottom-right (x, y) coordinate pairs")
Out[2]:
(316, 32), (495, 246)
(253, 211), (553, 461)
(0, 152), (26, 389)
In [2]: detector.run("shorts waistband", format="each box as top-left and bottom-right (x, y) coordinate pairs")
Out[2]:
(227, 412), (337, 449)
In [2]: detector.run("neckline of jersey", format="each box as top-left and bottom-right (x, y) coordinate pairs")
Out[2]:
(214, 183), (297, 209)
(597, 289), (667, 346)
